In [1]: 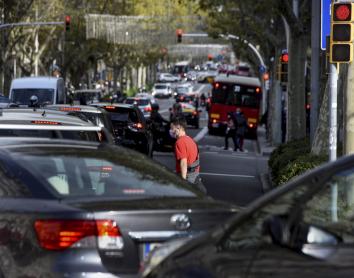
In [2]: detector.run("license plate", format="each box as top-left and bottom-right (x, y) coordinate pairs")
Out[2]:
(141, 243), (161, 261)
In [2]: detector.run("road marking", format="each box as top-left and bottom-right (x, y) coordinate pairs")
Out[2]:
(160, 108), (169, 114)
(200, 172), (255, 178)
(193, 126), (208, 142)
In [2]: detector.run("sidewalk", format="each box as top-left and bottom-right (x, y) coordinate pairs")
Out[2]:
(256, 126), (275, 192)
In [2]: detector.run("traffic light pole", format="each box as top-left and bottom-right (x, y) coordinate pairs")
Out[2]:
(329, 63), (338, 162)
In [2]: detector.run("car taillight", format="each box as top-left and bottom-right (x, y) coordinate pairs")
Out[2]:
(144, 106), (152, 112)
(34, 219), (123, 251)
(134, 123), (143, 129)
(193, 111), (198, 115)
(31, 120), (61, 125)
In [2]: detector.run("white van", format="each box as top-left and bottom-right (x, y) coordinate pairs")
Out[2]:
(9, 77), (66, 106)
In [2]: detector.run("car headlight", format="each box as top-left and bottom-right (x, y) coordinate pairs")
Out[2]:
(141, 237), (191, 277)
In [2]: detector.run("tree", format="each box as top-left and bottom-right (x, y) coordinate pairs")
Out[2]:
(198, 0), (311, 142)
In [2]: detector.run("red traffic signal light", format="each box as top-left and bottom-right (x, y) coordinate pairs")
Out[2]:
(333, 3), (352, 21)
(65, 15), (71, 32)
(281, 53), (289, 63)
(176, 29), (183, 43)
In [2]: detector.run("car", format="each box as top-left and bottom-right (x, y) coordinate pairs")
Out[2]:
(158, 73), (180, 83)
(0, 95), (10, 108)
(142, 153), (354, 278)
(0, 137), (240, 276)
(174, 84), (194, 99)
(92, 103), (154, 156)
(170, 102), (200, 129)
(152, 83), (172, 98)
(71, 89), (102, 105)
(0, 108), (113, 143)
(124, 97), (155, 119)
(44, 104), (115, 137)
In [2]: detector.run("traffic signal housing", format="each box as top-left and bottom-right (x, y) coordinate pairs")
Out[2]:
(65, 15), (71, 32)
(278, 52), (288, 84)
(330, 3), (354, 63)
(176, 29), (183, 43)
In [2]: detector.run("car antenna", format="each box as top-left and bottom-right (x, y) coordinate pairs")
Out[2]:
(42, 110), (46, 117)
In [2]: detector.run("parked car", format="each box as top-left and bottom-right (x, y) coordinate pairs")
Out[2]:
(152, 83), (172, 98)
(124, 97), (156, 119)
(158, 73), (180, 83)
(93, 103), (154, 156)
(0, 137), (239, 277)
(143, 153), (354, 278)
(0, 108), (112, 143)
(9, 76), (66, 106)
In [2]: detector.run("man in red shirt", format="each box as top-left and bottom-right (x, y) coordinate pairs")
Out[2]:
(169, 118), (206, 193)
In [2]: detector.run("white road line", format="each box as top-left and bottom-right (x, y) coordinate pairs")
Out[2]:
(200, 172), (255, 178)
(193, 126), (208, 142)
(160, 108), (169, 114)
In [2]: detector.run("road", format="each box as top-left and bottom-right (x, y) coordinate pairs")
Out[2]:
(154, 84), (268, 207)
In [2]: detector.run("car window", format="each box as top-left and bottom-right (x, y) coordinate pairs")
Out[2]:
(14, 149), (199, 200)
(155, 85), (167, 89)
(12, 89), (54, 105)
(223, 167), (354, 252)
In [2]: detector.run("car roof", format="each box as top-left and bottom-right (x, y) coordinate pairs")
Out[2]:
(45, 104), (104, 114)
(11, 76), (62, 88)
(215, 74), (261, 87)
(92, 102), (135, 109)
(0, 108), (98, 127)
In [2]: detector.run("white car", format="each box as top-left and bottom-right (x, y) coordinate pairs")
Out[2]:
(158, 73), (180, 83)
(152, 83), (172, 98)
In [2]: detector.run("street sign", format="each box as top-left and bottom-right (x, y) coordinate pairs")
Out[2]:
(321, 0), (331, 50)
(259, 65), (266, 74)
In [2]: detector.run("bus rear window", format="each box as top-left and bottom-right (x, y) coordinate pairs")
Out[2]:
(212, 83), (259, 108)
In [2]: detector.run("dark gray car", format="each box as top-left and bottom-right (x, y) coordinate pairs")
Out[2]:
(0, 138), (238, 277)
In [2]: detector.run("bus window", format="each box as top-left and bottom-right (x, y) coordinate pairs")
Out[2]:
(212, 83), (259, 108)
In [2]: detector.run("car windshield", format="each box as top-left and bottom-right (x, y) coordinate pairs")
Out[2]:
(177, 87), (189, 94)
(125, 99), (150, 106)
(155, 85), (167, 90)
(11, 89), (54, 105)
(13, 147), (199, 199)
(109, 108), (138, 123)
(0, 129), (101, 141)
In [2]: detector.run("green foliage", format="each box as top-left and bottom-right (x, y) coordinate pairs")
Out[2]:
(125, 87), (139, 97)
(269, 138), (327, 186)
(277, 154), (327, 185)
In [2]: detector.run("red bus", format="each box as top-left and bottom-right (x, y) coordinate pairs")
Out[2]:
(208, 74), (262, 139)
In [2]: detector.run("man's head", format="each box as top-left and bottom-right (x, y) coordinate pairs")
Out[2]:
(170, 117), (187, 139)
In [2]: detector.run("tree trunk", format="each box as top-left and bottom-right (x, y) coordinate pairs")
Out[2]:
(287, 33), (308, 141)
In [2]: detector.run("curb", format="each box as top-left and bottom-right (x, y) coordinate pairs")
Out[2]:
(259, 173), (273, 193)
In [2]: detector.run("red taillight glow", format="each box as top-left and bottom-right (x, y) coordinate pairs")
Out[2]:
(134, 123), (143, 129)
(214, 83), (220, 89)
(144, 106), (152, 112)
(256, 87), (261, 93)
(60, 107), (82, 111)
(31, 120), (61, 125)
(104, 106), (116, 110)
(34, 219), (122, 251)
(193, 111), (198, 115)
(249, 123), (254, 128)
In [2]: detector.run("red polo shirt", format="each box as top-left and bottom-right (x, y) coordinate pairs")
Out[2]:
(175, 135), (199, 173)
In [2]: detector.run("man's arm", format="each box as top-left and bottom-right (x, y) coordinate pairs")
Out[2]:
(179, 158), (188, 179)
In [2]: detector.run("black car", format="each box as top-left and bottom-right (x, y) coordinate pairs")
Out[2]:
(143, 154), (354, 278)
(0, 138), (239, 277)
(93, 103), (154, 156)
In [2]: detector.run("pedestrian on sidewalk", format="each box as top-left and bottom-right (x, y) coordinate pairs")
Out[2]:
(234, 108), (248, 152)
(170, 117), (207, 193)
(224, 112), (237, 151)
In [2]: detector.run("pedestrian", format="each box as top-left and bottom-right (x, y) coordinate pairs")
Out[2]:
(234, 108), (248, 152)
(224, 112), (237, 151)
(169, 117), (207, 193)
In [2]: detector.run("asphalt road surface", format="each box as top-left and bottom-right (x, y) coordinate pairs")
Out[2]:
(154, 83), (268, 207)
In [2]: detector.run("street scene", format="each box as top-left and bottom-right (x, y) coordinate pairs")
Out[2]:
(1, 0), (354, 277)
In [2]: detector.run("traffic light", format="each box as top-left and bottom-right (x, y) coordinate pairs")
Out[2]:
(278, 52), (288, 83)
(65, 15), (71, 32)
(176, 29), (183, 43)
(330, 3), (354, 63)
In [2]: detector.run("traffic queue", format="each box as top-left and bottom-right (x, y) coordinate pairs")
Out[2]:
(0, 67), (238, 277)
